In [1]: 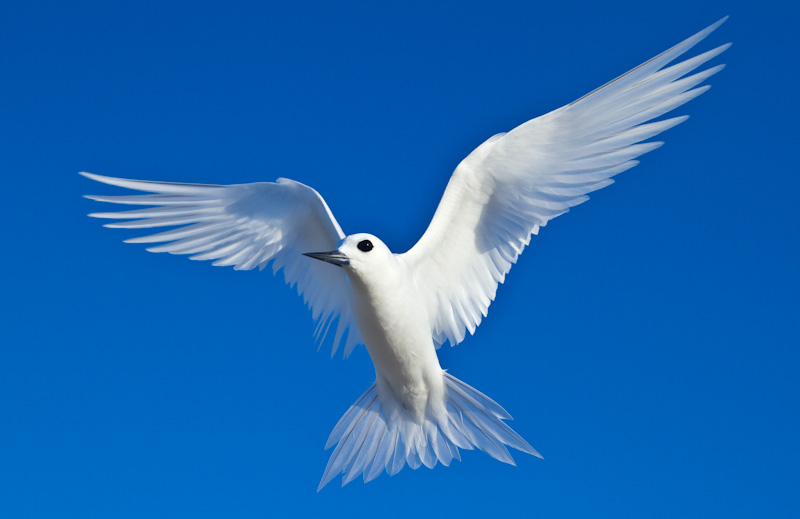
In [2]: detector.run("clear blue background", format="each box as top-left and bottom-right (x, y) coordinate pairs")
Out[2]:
(1, 1), (798, 517)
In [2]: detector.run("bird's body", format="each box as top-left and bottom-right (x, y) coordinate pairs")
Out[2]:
(82, 18), (729, 489)
(344, 241), (441, 422)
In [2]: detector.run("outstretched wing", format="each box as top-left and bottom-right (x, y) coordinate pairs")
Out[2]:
(401, 18), (730, 347)
(82, 172), (362, 357)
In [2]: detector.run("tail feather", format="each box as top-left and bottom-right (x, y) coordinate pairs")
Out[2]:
(341, 409), (384, 486)
(318, 372), (541, 490)
(324, 384), (377, 449)
(365, 426), (396, 481)
(444, 372), (513, 420)
(318, 388), (380, 489)
(445, 375), (537, 456)
(429, 425), (452, 467)
(446, 396), (515, 465)
(389, 431), (405, 475)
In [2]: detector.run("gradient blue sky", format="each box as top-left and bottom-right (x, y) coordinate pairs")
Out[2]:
(2, 1), (798, 517)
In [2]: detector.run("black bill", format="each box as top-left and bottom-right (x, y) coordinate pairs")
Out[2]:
(303, 250), (350, 267)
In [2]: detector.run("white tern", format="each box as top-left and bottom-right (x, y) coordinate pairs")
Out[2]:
(82, 18), (729, 489)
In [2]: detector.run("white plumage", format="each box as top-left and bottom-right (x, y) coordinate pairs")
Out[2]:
(82, 18), (729, 489)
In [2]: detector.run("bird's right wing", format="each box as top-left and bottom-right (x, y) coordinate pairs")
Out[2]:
(82, 173), (363, 357)
(401, 18), (729, 347)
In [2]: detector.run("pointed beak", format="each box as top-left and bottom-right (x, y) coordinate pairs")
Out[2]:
(303, 250), (350, 267)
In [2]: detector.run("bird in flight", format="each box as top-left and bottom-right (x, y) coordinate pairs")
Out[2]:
(82, 18), (729, 490)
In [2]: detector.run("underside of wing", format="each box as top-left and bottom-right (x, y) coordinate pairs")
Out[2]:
(82, 172), (363, 357)
(402, 18), (730, 347)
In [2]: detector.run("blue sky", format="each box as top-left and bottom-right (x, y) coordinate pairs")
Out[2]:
(1, 0), (798, 517)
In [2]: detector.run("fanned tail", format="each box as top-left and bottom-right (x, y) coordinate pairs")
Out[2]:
(318, 372), (541, 490)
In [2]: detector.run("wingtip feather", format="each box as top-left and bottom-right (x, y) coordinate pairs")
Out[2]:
(79, 171), (123, 186)
(702, 16), (729, 37)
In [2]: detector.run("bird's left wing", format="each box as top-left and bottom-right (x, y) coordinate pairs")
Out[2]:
(82, 172), (362, 356)
(401, 18), (729, 347)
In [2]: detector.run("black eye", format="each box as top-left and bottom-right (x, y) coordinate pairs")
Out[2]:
(357, 240), (373, 252)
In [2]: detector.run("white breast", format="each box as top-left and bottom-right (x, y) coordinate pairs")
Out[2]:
(346, 258), (444, 420)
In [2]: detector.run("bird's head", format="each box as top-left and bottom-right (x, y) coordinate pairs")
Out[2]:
(303, 233), (395, 281)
